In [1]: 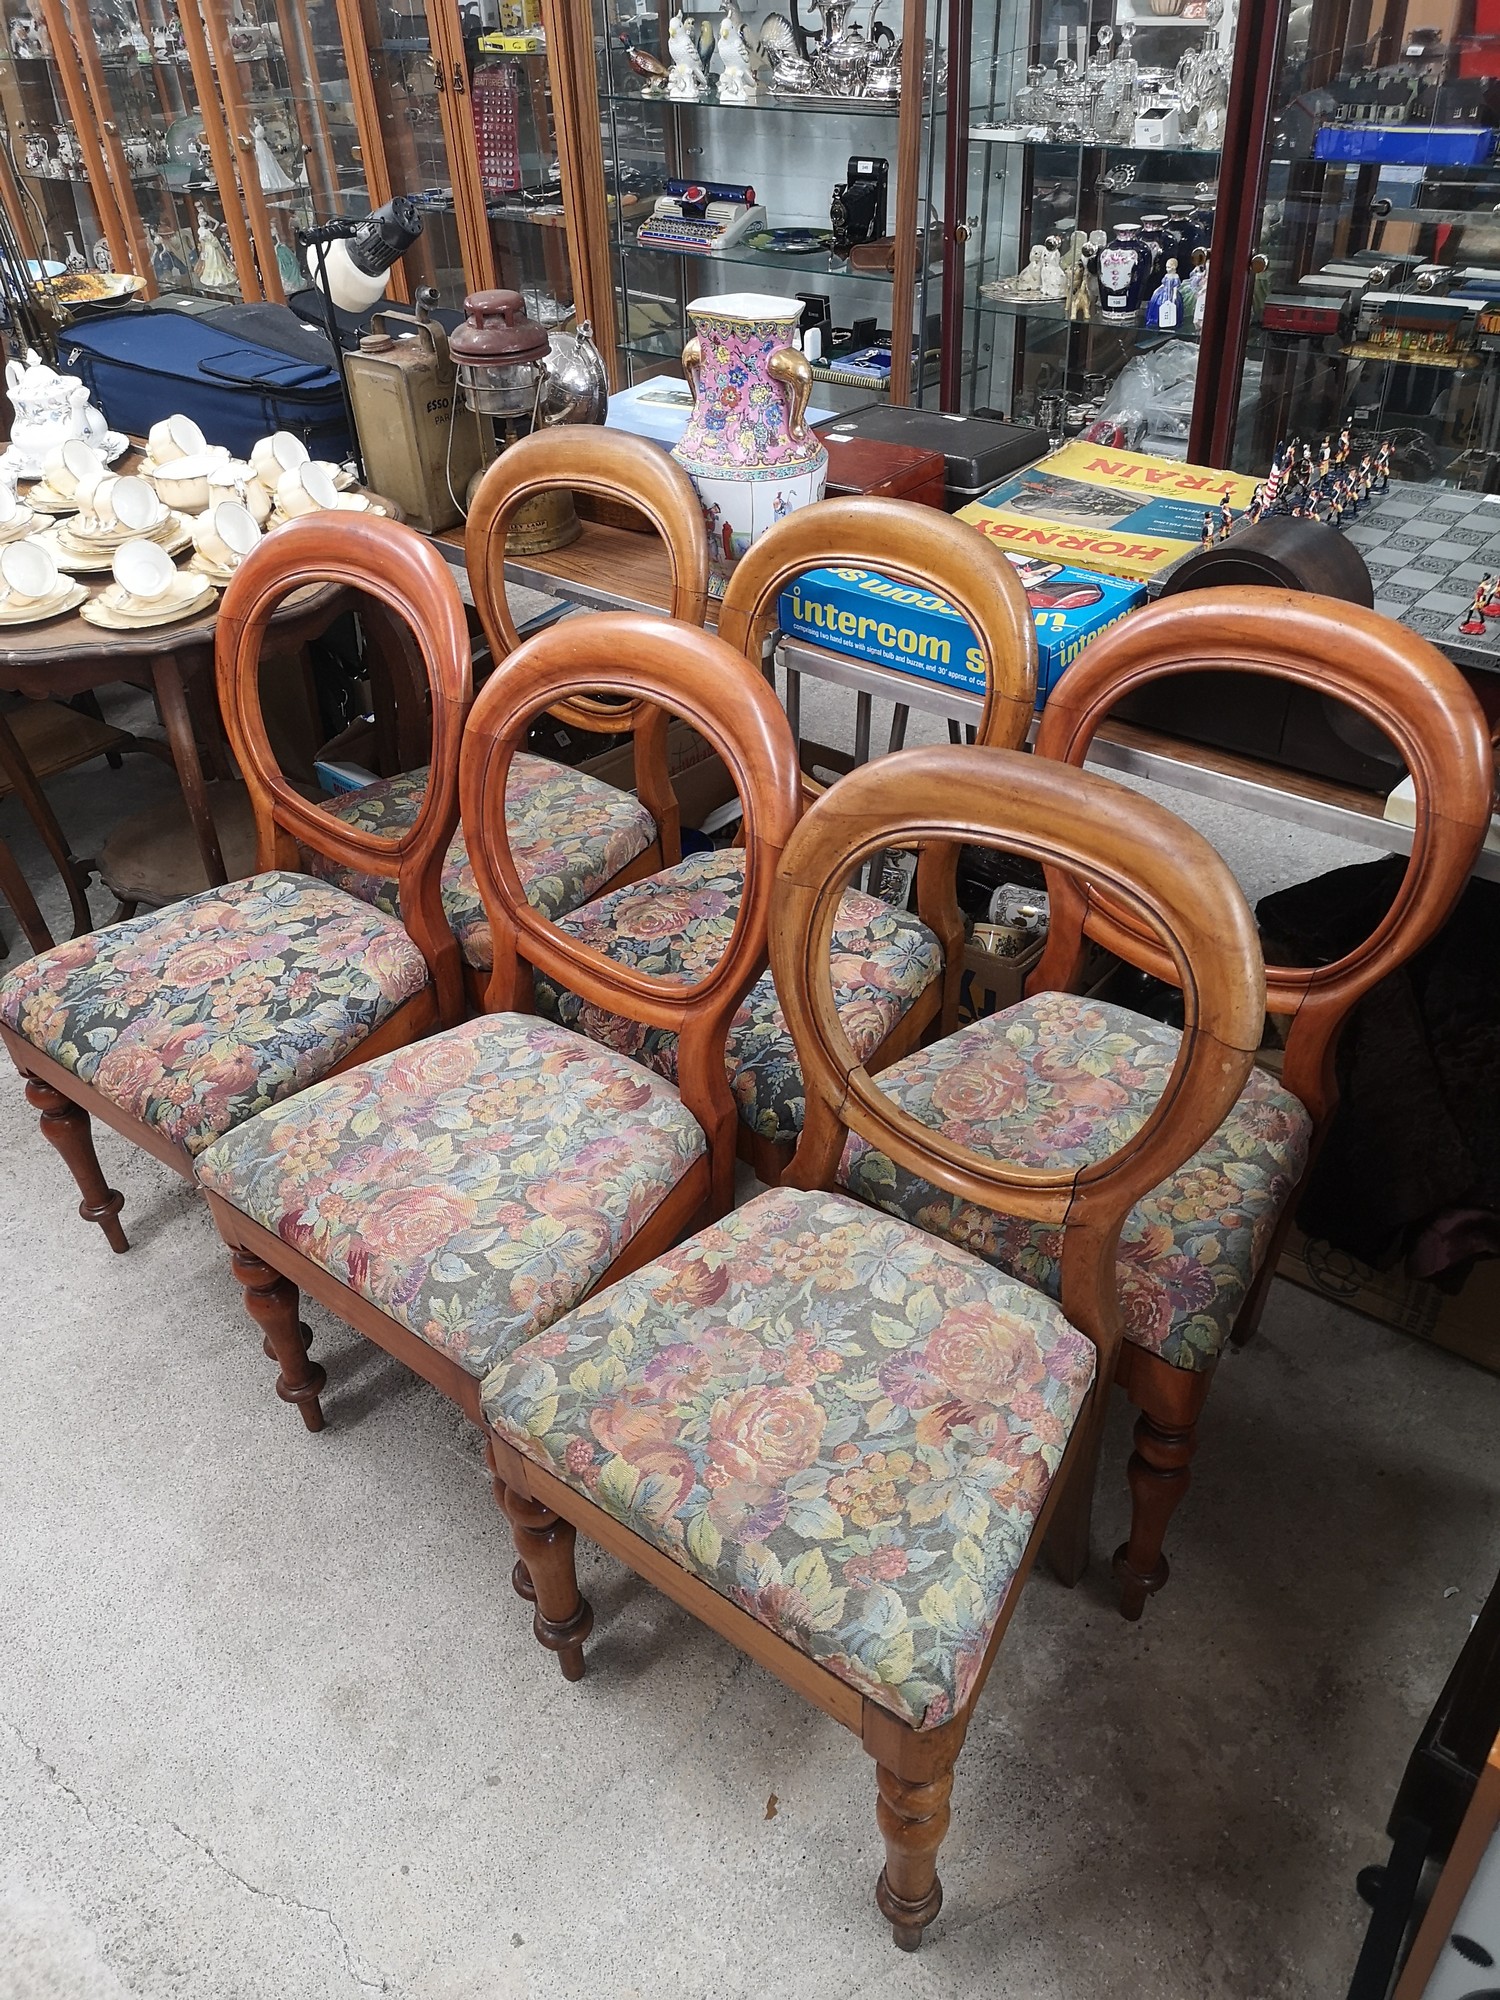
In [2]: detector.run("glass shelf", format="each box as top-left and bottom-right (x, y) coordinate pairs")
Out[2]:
(618, 234), (939, 280)
(605, 86), (900, 119)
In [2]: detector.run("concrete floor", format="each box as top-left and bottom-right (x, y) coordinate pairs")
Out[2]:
(3, 683), (1499, 1999)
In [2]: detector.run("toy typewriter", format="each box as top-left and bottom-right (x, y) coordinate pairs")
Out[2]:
(636, 180), (766, 254)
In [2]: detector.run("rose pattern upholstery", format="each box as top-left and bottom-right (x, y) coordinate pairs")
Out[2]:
(0, 871), (430, 1157)
(304, 758), (657, 969)
(482, 1186), (1094, 1729)
(531, 848), (943, 1147)
(196, 1015), (708, 1378)
(838, 991), (1313, 1373)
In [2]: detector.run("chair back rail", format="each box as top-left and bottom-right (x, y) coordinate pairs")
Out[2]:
(1030, 589), (1497, 1121)
(773, 744), (1266, 1368)
(718, 494), (1039, 752)
(460, 611), (803, 1202)
(215, 514), (472, 1027)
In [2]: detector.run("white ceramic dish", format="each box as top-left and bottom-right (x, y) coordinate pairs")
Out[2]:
(149, 448), (232, 514)
(146, 415), (208, 465)
(249, 431), (309, 483)
(1, 537), (59, 602)
(112, 538), (176, 601)
(110, 475), (166, 533)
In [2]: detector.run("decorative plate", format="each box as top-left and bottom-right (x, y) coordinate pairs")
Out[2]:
(747, 228), (836, 256)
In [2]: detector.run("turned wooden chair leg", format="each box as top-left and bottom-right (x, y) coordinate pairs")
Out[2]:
(23, 1075), (128, 1252)
(1112, 1404), (1201, 1621)
(229, 1249), (327, 1432)
(483, 1438), (534, 1603)
(874, 1761), (956, 1951)
(500, 1485), (592, 1681)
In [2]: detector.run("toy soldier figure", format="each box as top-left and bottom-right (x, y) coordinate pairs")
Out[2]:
(1218, 489), (1234, 540)
(1318, 435), (1332, 478)
(1201, 510), (1214, 549)
(1481, 573), (1500, 619)
(1461, 580), (1489, 634)
(1376, 440), (1392, 491)
(1338, 425), (1352, 464)
(1248, 482), (1264, 524)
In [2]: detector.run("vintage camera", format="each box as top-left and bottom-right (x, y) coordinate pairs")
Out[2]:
(830, 155), (888, 255)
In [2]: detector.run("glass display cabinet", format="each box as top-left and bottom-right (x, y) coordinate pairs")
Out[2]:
(0, 0), (603, 336)
(593, 0), (948, 406)
(955, 0), (1241, 453)
(1220, 0), (1500, 489)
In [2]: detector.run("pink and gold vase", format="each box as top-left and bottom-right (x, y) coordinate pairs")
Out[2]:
(671, 292), (828, 598)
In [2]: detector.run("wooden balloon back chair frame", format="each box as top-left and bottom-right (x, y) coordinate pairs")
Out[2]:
(0, 516), (473, 1253)
(488, 742), (1267, 1950)
(715, 495), (1039, 1179)
(203, 612), (803, 1436)
(460, 428), (710, 978)
(1024, 589), (1497, 1617)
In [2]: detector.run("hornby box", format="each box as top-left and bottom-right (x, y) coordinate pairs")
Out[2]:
(778, 558), (1144, 703)
(957, 443), (1262, 582)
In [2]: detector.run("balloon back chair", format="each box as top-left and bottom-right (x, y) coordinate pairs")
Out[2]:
(305, 427), (710, 1001)
(844, 589), (1496, 1619)
(0, 516), (470, 1253)
(195, 612), (802, 1437)
(526, 495), (1039, 1185)
(480, 743), (1265, 1948)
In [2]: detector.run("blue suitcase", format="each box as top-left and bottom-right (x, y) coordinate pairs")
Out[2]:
(61, 305), (350, 461)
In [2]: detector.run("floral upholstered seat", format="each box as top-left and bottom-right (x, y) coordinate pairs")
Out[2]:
(531, 848), (943, 1147)
(482, 1185), (1094, 1728)
(196, 1014), (707, 1378)
(839, 991), (1314, 1373)
(0, 871), (429, 1157)
(304, 758), (657, 970)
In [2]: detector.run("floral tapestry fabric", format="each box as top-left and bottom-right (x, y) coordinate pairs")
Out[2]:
(839, 991), (1313, 1373)
(304, 757), (656, 969)
(196, 1014), (707, 1378)
(532, 848), (943, 1146)
(0, 871), (429, 1157)
(481, 1186), (1094, 1729)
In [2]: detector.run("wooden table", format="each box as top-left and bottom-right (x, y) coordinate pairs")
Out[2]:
(435, 518), (1500, 886)
(0, 580), (346, 893)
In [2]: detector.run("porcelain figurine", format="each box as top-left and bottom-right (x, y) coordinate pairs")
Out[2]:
(63, 232), (86, 276)
(22, 131), (51, 177)
(91, 235), (113, 275)
(666, 12), (709, 98)
(716, 0), (760, 101)
(672, 292), (828, 597)
(252, 118), (294, 193)
(195, 218), (236, 292)
(1145, 257), (1181, 329)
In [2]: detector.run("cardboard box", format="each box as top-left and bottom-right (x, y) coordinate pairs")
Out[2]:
(1278, 1227), (1500, 1377)
(580, 716), (737, 833)
(957, 443), (1260, 582)
(959, 936), (1044, 1022)
(778, 559), (1143, 703)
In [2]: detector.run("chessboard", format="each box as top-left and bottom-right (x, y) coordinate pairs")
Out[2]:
(1337, 481), (1500, 675)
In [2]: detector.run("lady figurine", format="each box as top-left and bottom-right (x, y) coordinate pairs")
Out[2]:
(195, 217), (236, 291)
(1144, 257), (1180, 329)
(148, 224), (187, 284)
(716, 0), (760, 101)
(666, 12), (708, 98)
(252, 118), (294, 193)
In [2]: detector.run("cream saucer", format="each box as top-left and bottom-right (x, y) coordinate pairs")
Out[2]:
(46, 513), (190, 571)
(81, 574), (217, 629)
(0, 579), (89, 626)
(0, 508), (52, 542)
(187, 551), (240, 587)
(23, 482), (81, 516)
